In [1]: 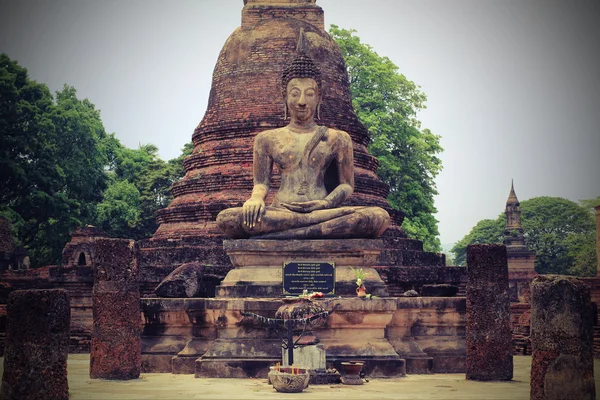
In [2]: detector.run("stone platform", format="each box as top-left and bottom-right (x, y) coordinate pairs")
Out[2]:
(140, 296), (465, 377)
(218, 239), (389, 298)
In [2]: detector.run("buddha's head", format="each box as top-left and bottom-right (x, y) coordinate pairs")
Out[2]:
(285, 78), (319, 123)
(282, 28), (322, 121)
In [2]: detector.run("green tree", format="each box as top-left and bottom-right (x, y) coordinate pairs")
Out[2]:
(96, 179), (141, 238)
(52, 85), (109, 223)
(98, 142), (192, 239)
(521, 197), (595, 275)
(450, 218), (505, 266)
(0, 55), (108, 266)
(329, 26), (443, 251)
(450, 196), (597, 276)
(1, 54), (192, 263)
(169, 141), (194, 180)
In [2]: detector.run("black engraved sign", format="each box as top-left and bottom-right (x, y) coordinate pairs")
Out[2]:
(282, 261), (335, 295)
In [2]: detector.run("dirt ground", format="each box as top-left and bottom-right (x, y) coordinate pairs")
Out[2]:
(1, 355), (599, 400)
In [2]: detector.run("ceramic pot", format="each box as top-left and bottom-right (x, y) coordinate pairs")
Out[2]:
(356, 285), (367, 297)
(268, 367), (310, 393)
(339, 361), (365, 385)
(340, 361), (364, 376)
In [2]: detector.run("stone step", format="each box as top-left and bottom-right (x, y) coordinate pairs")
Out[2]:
(378, 249), (445, 267)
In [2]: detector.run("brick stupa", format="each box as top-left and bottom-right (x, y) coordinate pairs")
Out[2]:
(141, 0), (409, 272)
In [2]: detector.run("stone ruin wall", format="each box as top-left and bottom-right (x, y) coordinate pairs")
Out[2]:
(1, 233), (600, 358)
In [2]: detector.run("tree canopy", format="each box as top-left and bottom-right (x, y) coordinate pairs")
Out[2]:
(97, 142), (191, 240)
(0, 54), (191, 266)
(329, 25), (443, 251)
(450, 218), (505, 267)
(1, 54), (111, 266)
(450, 196), (598, 276)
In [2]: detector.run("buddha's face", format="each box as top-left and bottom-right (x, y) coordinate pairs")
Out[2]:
(286, 78), (320, 123)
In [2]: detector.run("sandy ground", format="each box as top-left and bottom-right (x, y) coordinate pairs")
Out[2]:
(1, 355), (599, 400)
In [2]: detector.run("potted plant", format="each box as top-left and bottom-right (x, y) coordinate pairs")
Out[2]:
(351, 267), (368, 297)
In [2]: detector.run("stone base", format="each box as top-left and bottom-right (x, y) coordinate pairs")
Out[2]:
(141, 355), (174, 373)
(218, 239), (389, 297)
(432, 356), (466, 373)
(405, 357), (434, 374)
(171, 356), (197, 374)
(196, 358), (278, 378)
(140, 297), (465, 377)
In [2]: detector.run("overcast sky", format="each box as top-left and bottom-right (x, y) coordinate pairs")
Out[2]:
(1, 0), (599, 247)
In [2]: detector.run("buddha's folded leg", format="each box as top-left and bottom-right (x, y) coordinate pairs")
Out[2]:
(256, 206), (390, 239)
(216, 206), (357, 238)
(216, 207), (250, 238)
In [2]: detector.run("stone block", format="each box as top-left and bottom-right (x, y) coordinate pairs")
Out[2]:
(90, 238), (141, 380)
(282, 344), (326, 370)
(530, 275), (595, 400)
(421, 284), (458, 297)
(171, 356), (197, 374)
(153, 262), (225, 298)
(466, 244), (513, 381)
(1, 289), (70, 400)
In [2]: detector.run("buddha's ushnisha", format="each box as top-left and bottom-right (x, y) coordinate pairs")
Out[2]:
(216, 29), (390, 239)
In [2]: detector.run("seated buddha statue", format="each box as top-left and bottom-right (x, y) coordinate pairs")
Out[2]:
(216, 32), (390, 239)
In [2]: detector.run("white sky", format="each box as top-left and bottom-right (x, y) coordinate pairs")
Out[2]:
(1, 0), (599, 246)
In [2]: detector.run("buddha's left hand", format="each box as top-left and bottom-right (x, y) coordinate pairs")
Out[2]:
(281, 200), (330, 213)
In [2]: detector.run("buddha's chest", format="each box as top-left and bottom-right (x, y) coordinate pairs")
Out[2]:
(271, 133), (333, 171)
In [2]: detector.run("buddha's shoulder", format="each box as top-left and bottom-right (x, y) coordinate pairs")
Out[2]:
(326, 128), (352, 144)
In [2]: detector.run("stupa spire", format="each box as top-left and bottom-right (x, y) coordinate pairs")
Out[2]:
(506, 179), (519, 205)
(504, 180), (525, 247)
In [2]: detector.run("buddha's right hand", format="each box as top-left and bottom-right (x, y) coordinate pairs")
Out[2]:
(243, 198), (265, 229)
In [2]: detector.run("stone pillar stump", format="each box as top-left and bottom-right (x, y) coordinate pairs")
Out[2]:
(1, 289), (70, 400)
(90, 238), (141, 379)
(530, 275), (595, 400)
(466, 244), (513, 381)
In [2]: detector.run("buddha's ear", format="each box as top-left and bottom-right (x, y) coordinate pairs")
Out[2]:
(316, 94), (322, 120)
